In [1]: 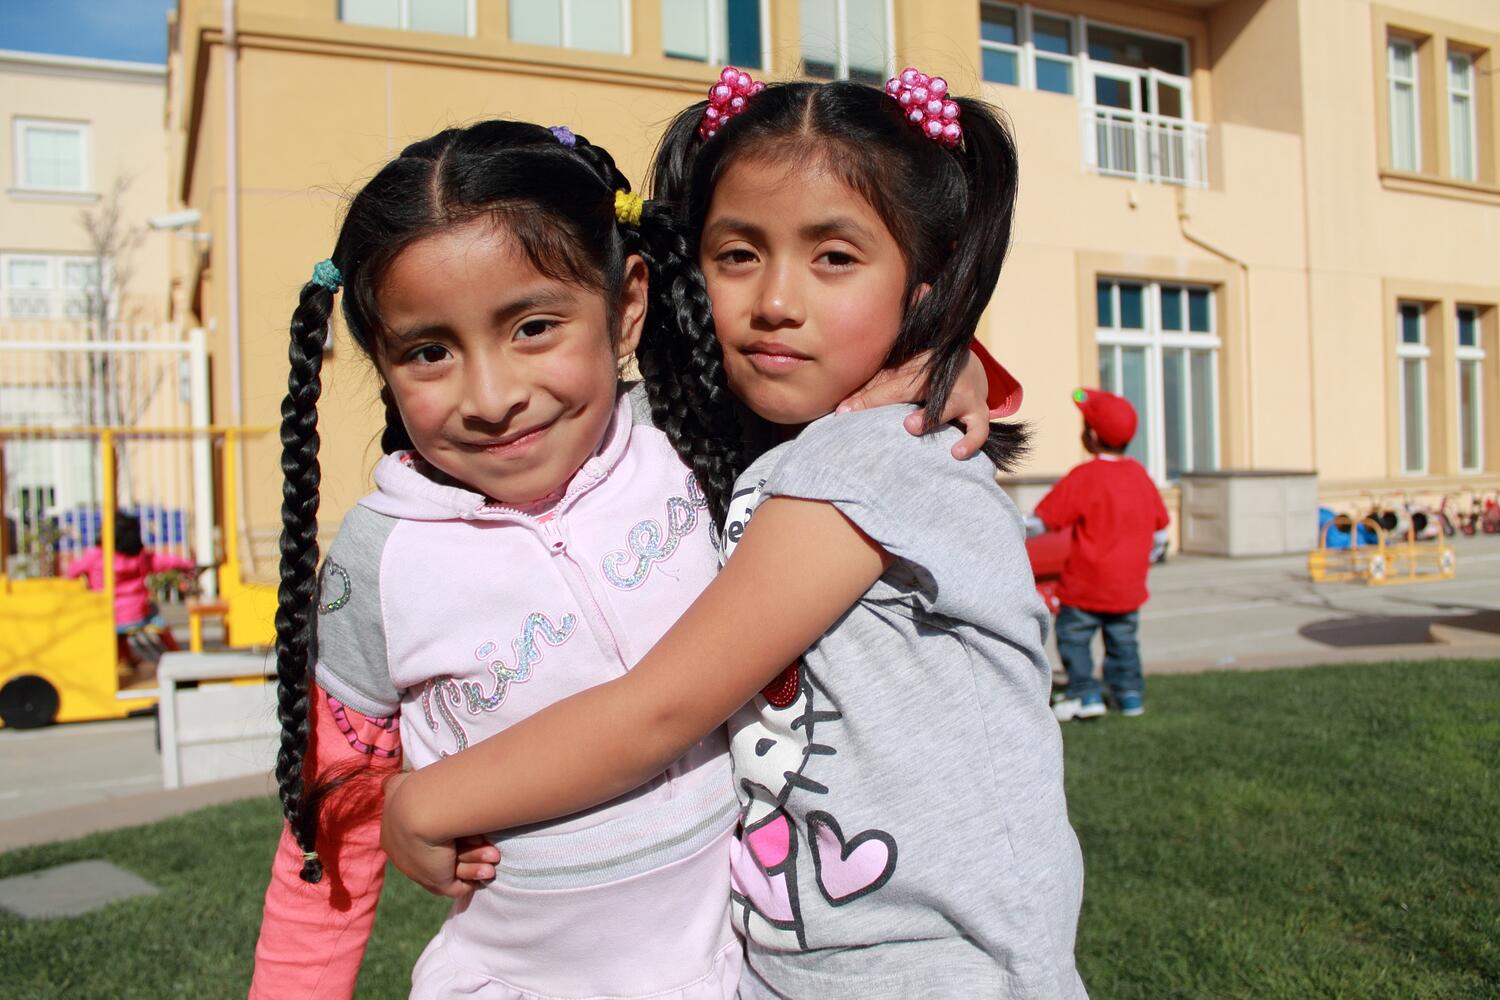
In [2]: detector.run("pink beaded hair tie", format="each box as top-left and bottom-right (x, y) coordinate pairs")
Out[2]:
(885, 67), (962, 148)
(699, 66), (767, 141)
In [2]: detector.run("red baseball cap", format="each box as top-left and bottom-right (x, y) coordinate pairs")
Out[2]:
(1072, 388), (1137, 449)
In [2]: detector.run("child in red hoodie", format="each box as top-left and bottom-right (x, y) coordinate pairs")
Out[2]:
(1031, 389), (1169, 720)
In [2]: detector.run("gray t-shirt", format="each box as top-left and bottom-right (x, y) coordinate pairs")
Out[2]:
(722, 407), (1087, 1000)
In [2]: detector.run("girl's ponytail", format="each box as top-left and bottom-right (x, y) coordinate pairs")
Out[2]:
(274, 278), (332, 883)
(904, 96), (1028, 471)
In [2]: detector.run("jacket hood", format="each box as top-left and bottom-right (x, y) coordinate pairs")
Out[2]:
(359, 388), (635, 522)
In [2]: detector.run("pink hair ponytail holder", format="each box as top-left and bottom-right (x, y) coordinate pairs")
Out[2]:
(699, 66), (767, 141)
(885, 67), (962, 148)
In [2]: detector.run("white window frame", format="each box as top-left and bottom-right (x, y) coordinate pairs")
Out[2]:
(1396, 301), (1429, 475)
(12, 117), (91, 193)
(1456, 305), (1485, 473)
(1447, 50), (1477, 182)
(0, 253), (103, 321)
(339, 0), (477, 35)
(663, 0), (772, 69)
(1095, 278), (1221, 483)
(509, 0), (632, 54)
(800, 0), (895, 82)
(980, 2), (1079, 95)
(1388, 36), (1421, 172)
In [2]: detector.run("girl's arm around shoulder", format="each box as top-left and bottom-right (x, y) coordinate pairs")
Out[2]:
(768, 408), (1044, 636)
(251, 685), (402, 1000)
(382, 497), (891, 891)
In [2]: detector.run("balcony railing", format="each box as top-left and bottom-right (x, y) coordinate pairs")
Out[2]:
(1081, 106), (1208, 188)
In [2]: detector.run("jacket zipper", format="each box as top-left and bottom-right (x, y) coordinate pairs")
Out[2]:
(538, 519), (631, 671)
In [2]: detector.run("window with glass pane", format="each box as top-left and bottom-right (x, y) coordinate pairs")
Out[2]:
(980, 2), (1020, 85)
(1457, 307), (1478, 348)
(512, 0), (624, 52)
(1388, 38), (1419, 172)
(1086, 24), (1185, 75)
(1448, 52), (1476, 182)
(1032, 13), (1073, 94)
(668, 0), (764, 68)
(800, 0), (887, 82)
(341, 0), (400, 29)
(408, 0), (468, 36)
(1399, 302), (1423, 344)
(1401, 356), (1426, 472)
(1459, 359), (1482, 470)
(1097, 278), (1219, 480)
(341, 0), (467, 34)
(21, 123), (86, 191)
(801, 0), (838, 78)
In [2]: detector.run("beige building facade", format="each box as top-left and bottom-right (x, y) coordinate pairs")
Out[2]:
(1, 49), (184, 550)
(164, 0), (1500, 567)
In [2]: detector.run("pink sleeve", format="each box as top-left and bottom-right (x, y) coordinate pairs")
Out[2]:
(64, 549), (99, 579)
(250, 685), (403, 1000)
(146, 550), (198, 574)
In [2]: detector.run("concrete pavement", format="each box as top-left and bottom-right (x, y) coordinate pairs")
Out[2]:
(3, 533), (1498, 851)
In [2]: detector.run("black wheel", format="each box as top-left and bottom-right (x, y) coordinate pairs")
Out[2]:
(0, 675), (60, 729)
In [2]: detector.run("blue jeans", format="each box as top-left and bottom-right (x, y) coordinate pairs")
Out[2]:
(1055, 605), (1143, 701)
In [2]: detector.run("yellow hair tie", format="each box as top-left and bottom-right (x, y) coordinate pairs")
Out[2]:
(614, 189), (643, 227)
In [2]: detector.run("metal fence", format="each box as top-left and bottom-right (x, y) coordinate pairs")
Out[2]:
(1082, 106), (1209, 188)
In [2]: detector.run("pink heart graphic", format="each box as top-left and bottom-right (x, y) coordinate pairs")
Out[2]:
(807, 811), (897, 905)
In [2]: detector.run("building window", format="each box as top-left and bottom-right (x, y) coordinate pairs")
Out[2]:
(1456, 306), (1485, 472)
(800, 0), (890, 85)
(1, 254), (99, 320)
(1096, 278), (1219, 481)
(339, 0), (471, 35)
(1387, 37), (1420, 172)
(979, 3), (1076, 95)
(13, 118), (89, 192)
(1447, 51), (1477, 182)
(1396, 301), (1428, 474)
(664, 0), (765, 67)
(511, 0), (627, 54)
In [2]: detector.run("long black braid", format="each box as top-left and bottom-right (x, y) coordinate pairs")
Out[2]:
(273, 120), (745, 883)
(274, 281), (332, 882)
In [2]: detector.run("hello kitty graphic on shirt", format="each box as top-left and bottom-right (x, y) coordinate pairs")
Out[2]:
(722, 482), (899, 950)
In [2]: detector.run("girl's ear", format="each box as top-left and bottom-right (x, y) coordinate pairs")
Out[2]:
(909, 282), (932, 307)
(615, 254), (649, 360)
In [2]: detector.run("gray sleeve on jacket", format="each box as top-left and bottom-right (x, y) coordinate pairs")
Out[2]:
(758, 407), (1049, 643)
(312, 505), (400, 718)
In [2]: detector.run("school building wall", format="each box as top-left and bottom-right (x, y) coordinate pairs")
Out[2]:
(165, 0), (1500, 573)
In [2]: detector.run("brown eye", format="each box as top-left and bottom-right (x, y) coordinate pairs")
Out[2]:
(408, 344), (450, 365)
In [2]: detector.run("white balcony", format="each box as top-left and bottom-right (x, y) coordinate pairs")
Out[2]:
(1081, 106), (1208, 188)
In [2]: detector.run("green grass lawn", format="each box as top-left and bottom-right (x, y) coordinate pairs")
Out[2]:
(1, 660), (1496, 998)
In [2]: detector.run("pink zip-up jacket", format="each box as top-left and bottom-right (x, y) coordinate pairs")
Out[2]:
(65, 547), (196, 626)
(252, 389), (740, 999)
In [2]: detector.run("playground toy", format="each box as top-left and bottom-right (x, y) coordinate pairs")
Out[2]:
(0, 425), (276, 729)
(1308, 511), (1456, 586)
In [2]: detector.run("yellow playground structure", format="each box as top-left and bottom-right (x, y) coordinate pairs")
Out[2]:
(1307, 514), (1457, 586)
(0, 426), (276, 728)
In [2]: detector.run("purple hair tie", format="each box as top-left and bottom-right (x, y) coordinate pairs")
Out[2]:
(548, 125), (577, 147)
(885, 67), (962, 148)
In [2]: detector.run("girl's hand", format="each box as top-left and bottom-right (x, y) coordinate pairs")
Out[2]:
(454, 836), (500, 883)
(836, 349), (992, 460)
(381, 771), (475, 898)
